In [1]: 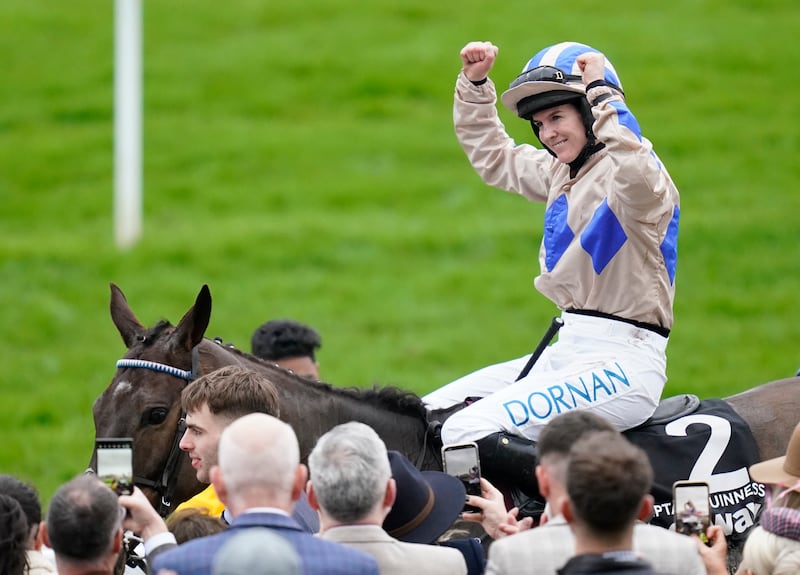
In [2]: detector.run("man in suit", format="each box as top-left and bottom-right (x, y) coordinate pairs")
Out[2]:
(151, 413), (379, 575)
(483, 411), (706, 575)
(307, 421), (467, 575)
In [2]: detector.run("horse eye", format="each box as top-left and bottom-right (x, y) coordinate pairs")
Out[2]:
(143, 407), (169, 426)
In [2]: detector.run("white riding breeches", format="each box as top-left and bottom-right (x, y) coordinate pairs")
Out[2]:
(423, 311), (668, 444)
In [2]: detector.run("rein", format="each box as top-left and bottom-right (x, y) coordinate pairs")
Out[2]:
(115, 358), (193, 517)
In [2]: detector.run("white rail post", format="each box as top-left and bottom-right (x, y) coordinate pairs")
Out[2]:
(114, 0), (142, 249)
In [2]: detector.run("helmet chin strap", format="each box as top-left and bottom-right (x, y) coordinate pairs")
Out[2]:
(567, 141), (605, 177)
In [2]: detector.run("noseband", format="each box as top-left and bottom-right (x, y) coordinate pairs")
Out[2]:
(115, 358), (193, 517)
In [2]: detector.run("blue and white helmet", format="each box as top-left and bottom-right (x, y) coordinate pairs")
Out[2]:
(500, 42), (623, 119)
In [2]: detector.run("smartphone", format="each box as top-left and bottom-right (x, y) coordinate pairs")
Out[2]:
(442, 442), (482, 513)
(96, 437), (134, 496)
(673, 480), (710, 542)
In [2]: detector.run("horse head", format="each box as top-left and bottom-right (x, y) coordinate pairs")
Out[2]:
(91, 283), (211, 514)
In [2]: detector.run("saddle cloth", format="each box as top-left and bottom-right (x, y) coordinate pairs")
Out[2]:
(624, 398), (762, 549)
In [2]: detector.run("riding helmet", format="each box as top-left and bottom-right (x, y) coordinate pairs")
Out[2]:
(500, 41), (624, 120)
(500, 42), (624, 162)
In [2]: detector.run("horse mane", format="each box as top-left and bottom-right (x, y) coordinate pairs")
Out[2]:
(344, 384), (430, 421)
(144, 320), (175, 343)
(216, 340), (429, 422)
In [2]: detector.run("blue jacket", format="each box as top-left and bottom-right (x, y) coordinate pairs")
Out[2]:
(152, 511), (379, 575)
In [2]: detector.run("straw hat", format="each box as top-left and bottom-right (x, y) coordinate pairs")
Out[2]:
(749, 421), (800, 485)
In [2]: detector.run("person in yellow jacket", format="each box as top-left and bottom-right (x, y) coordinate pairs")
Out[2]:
(171, 365), (319, 532)
(174, 485), (226, 517)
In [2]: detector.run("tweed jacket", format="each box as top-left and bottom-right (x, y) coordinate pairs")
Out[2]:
(321, 525), (467, 575)
(151, 511), (379, 575)
(485, 516), (704, 575)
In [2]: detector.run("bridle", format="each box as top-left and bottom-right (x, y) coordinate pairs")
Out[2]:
(116, 358), (192, 381)
(115, 353), (438, 500)
(115, 358), (193, 517)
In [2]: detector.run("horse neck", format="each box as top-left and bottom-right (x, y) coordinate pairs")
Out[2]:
(193, 339), (437, 468)
(281, 380), (431, 458)
(192, 339), (253, 372)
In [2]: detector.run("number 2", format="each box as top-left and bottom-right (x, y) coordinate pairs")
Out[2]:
(665, 414), (750, 493)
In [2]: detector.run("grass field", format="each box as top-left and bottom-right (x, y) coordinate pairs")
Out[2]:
(1, 0), (799, 506)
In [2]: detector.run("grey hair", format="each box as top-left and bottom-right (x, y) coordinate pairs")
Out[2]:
(308, 422), (390, 523)
(46, 475), (120, 562)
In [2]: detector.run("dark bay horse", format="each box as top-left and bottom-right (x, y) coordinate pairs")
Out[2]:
(92, 283), (442, 512)
(93, 283), (800, 516)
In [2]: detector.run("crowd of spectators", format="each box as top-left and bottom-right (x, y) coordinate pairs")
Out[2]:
(4, 345), (800, 575)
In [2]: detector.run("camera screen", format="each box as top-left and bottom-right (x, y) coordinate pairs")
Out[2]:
(444, 447), (478, 476)
(443, 445), (481, 496)
(96, 439), (133, 495)
(674, 483), (710, 538)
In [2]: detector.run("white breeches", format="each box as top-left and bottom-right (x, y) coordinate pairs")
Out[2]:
(423, 311), (668, 444)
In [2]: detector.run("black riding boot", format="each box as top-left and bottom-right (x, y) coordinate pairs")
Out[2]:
(475, 432), (545, 519)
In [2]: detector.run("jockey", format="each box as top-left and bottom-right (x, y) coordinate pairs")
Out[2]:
(424, 41), (680, 496)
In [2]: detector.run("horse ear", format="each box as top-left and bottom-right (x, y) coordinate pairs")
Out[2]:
(173, 284), (212, 351)
(110, 283), (145, 348)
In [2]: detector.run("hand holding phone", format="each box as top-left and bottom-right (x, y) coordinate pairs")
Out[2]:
(96, 438), (134, 496)
(442, 442), (482, 513)
(673, 480), (710, 543)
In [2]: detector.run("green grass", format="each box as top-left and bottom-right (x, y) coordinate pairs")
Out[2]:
(1, 0), (799, 505)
